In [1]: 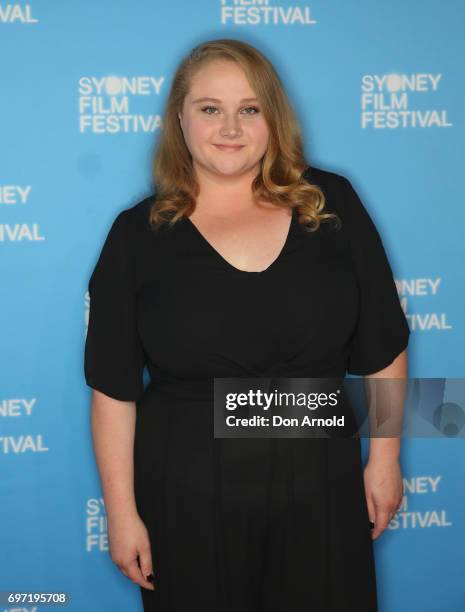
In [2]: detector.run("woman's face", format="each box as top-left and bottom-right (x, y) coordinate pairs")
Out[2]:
(178, 60), (270, 179)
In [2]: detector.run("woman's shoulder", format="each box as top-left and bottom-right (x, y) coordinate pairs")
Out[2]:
(94, 194), (165, 266)
(119, 193), (157, 231)
(303, 164), (372, 230)
(302, 164), (356, 228)
(114, 192), (175, 243)
(303, 164), (352, 200)
(111, 192), (187, 269)
(303, 164), (346, 184)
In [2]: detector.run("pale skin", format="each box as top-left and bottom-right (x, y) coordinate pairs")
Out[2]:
(90, 58), (408, 590)
(91, 392), (154, 590)
(364, 351), (408, 540)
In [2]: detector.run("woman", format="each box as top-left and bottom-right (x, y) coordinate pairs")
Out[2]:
(84, 39), (410, 611)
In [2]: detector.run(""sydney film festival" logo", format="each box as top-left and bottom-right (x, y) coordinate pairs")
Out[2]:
(361, 73), (452, 129)
(78, 75), (164, 134)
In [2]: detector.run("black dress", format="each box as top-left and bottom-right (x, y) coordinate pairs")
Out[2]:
(84, 165), (410, 612)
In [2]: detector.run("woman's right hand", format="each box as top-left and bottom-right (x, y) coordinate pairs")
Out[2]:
(107, 512), (155, 591)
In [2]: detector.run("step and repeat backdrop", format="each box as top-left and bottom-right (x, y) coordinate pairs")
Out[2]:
(1, 1), (464, 611)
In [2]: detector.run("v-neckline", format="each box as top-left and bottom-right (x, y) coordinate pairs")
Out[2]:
(184, 207), (296, 275)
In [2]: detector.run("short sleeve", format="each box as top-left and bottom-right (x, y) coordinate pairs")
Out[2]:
(84, 210), (146, 401)
(342, 177), (411, 375)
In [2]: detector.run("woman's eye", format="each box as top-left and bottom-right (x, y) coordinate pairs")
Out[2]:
(242, 106), (260, 115)
(201, 106), (218, 115)
(200, 106), (260, 116)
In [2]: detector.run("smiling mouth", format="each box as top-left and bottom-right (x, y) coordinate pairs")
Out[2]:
(213, 144), (245, 151)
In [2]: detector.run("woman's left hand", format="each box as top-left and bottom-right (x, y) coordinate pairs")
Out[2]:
(363, 457), (404, 540)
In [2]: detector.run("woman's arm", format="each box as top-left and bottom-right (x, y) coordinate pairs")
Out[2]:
(91, 390), (155, 590)
(367, 348), (408, 459)
(91, 390), (138, 520)
(363, 349), (408, 539)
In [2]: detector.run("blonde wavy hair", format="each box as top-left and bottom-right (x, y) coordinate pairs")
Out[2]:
(149, 38), (341, 233)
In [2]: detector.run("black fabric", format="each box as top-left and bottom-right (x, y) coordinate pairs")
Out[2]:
(84, 165), (410, 611)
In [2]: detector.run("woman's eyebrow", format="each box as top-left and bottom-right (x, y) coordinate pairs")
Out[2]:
(191, 97), (258, 104)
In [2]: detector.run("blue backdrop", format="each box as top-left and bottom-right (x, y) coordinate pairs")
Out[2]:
(1, 1), (464, 610)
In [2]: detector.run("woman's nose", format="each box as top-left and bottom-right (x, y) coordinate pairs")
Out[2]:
(220, 114), (243, 135)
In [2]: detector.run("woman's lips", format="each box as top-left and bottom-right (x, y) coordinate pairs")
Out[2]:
(213, 144), (244, 151)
